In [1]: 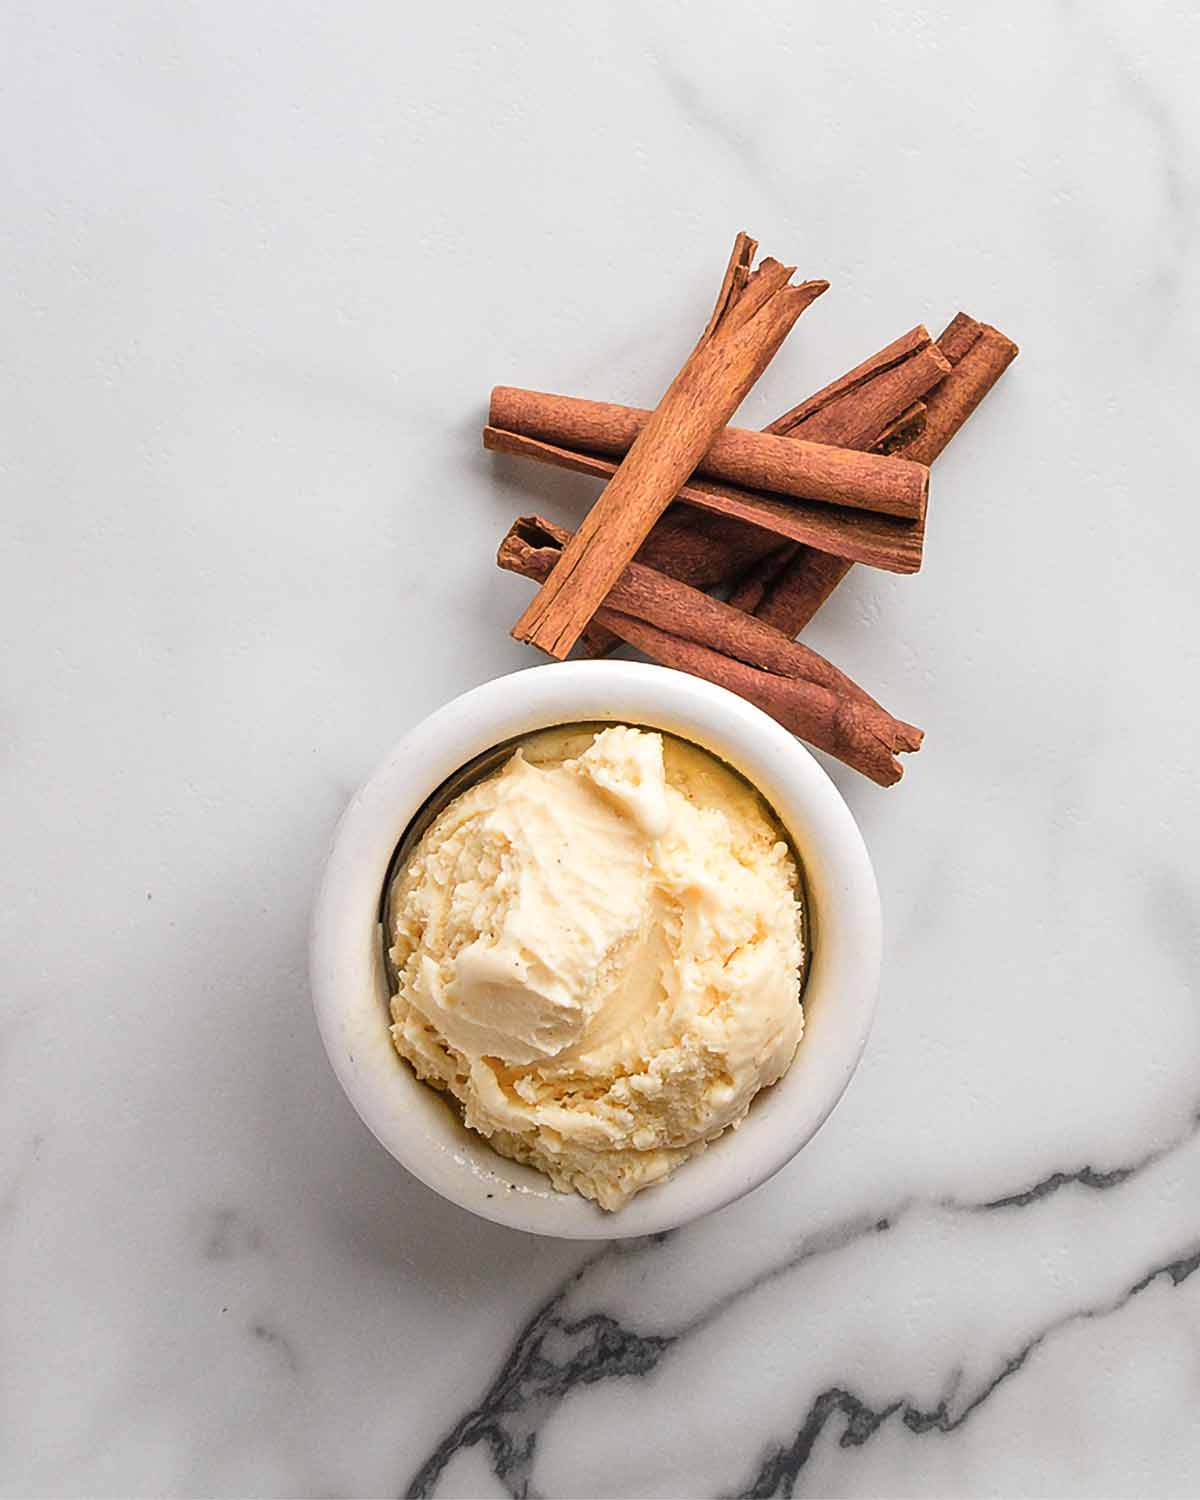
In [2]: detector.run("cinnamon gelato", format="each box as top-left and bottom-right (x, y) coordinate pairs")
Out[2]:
(386, 724), (805, 1209)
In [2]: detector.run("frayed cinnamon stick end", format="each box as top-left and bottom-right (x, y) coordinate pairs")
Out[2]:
(829, 699), (923, 787)
(698, 232), (758, 345)
(892, 720), (925, 754)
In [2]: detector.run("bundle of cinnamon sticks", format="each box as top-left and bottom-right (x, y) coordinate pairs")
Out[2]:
(489, 233), (1017, 786)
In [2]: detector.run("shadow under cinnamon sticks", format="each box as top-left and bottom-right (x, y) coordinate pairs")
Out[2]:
(498, 516), (923, 788)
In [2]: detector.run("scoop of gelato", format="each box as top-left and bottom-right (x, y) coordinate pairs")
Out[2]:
(388, 724), (804, 1209)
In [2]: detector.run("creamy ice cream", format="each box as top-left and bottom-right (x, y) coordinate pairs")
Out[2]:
(387, 724), (805, 1210)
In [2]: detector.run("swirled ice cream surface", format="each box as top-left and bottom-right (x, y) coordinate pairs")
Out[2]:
(387, 724), (805, 1210)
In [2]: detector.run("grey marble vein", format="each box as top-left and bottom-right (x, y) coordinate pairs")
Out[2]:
(249, 1319), (302, 1375)
(405, 1116), (1200, 1499)
(405, 1239), (674, 1499)
(646, 49), (772, 193)
(731, 1242), (1200, 1499)
(978, 1114), (1199, 1210)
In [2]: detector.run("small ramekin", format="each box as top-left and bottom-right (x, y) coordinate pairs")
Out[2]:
(310, 660), (880, 1239)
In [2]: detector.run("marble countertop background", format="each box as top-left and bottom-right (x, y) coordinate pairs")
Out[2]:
(4, 2), (1200, 1496)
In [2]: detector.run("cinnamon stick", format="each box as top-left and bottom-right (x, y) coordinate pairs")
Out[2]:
(736, 314), (1019, 633)
(490, 322), (947, 664)
(489, 390), (931, 520)
(625, 505), (785, 591)
(599, 614), (914, 788)
(658, 326), (944, 588)
(504, 516), (904, 714)
(900, 315), (1019, 465)
(730, 547), (850, 619)
(510, 234), (827, 659)
(499, 516), (922, 787)
(711, 326), (949, 614)
(485, 427), (926, 574)
(579, 506), (787, 659)
(765, 326), (950, 445)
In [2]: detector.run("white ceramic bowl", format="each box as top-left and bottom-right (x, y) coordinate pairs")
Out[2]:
(310, 660), (880, 1239)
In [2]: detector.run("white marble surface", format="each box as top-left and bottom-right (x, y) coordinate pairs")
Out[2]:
(4, 2), (1200, 1495)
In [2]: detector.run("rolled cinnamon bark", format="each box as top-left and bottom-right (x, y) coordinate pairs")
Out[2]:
(490, 389), (930, 520)
(901, 316), (1019, 465)
(511, 233), (828, 659)
(627, 505), (785, 591)
(498, 516), (922, 787)
(492, 325), (948, 660)
(577, 506), (785, 658)
(737, 314), (1019, 633)
(598, 613), (916, 788)
(484, 428), (925, 574)
(765, 326), (950, 445)
(571, 326), (947, 656)
(730, 547), (852, 620)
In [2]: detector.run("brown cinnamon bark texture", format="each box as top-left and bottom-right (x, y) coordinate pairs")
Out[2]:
(876, 402), (929, 452)
(570, 325), (946, 656)
(625, 505), (786, 591)
(726, 551), (855, 628)
(575, 508), (783, 658)
(490, 323), (948, 659)
(485, 428), (926, 573)
(510, 233), (828, 659)
(764, 326), (950, 445)
(598, 615), (914, 788)
(736, 314), (1019, 633)
(579, 506), (787, 659)
(498, 516), (922, 787)
(900, 315), (1019, 465)
(489, 390), (930, 520)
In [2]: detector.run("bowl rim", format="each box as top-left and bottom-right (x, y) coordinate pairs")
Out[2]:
(309, 660), (880, 1239)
